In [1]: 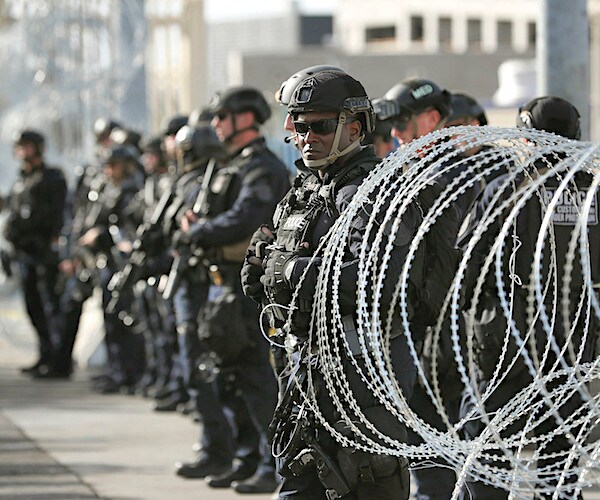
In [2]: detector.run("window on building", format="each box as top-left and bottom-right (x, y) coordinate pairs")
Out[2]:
(467, 18), (482, 50)
(410, 15), (424, 42)
(527, 21), (536, 50)
(497, 20), (513, 49)
(365, 25), (396, 43)
(439, 17), (452, 50)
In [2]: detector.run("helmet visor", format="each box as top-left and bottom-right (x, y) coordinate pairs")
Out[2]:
(373, 99), (401, 121)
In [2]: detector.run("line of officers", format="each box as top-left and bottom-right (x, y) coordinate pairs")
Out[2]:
(1, 64), (595, 499)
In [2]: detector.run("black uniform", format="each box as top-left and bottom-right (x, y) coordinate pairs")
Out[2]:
(129, 169), (177, 395)
(261, 146), (417, 500)
(4, 163), (67, 368)
(48, 162), (106, 377)
(458, 156), (599, 499)
(175, 137), (290, 479)
(82, 166), (146, 391)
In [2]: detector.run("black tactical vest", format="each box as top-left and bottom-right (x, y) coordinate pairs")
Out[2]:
(272, 151), (378, 256)
(5, 166), (65, 254)
(272, 172), (324, 253)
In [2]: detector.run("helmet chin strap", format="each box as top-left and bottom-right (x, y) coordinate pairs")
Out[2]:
(222, 112), (259, 145)
(303, 111), (363, 169)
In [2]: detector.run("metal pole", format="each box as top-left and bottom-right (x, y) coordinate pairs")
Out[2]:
(537, 0), (590, 139)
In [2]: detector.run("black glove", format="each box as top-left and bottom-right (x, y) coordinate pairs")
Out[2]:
(247, 225), (274, 255)
(260, 250), (297, 294)
(241, 250), (266, 301)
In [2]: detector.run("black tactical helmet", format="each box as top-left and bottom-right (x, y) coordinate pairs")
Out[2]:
(374, 78), (451, 123)
(14, 129), (45, 154)
(287, 70), (375, 133)
(188, 107), (214, 128)
(161, 115), (189, 137)
(209, 86), (271, 124)
(93, 118), (122, 141)
(276, 65), (345, 106)
(447, 92), (488, 126)
(140, 135), (164, 155)
(287, 70), (375, 168)
(175, 125), (224, 171)
(101, 145), (138, 165)
(109, 127), (142, 152)
(516, 96), (581, 140)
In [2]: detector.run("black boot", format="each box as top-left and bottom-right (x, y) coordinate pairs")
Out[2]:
(174, 454), (230, 479)
(233, 471), (279, 494)
(206, 461), (256, 488)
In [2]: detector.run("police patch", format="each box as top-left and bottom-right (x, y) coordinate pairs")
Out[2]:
(282, 214), (306, 231)
(543, 188), (598, 225)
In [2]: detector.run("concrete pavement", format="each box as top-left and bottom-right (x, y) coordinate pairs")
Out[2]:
(0, 283), (272, 500)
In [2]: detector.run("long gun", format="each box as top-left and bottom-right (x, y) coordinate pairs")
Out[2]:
(106, 186), (174, 313)
(66, 175), (108, 282)
(162, 158), (217, 300)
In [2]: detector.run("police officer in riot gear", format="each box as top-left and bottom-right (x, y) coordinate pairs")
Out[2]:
(169, 90), (289, 494)
(116, 124), (224, 408)
(243, 70), (416, 499)
(41, 119), (123, 380)
(150, 123), (224, 411)
(4, 130), (67, 376)
(374, 78), (451, 147)
(161, 114), (189, 171)
(374, 78), (463, 500)
(79, 145), (145, 393)
(122, 134), (174, 396)
(459, 96), (591, 499)
(445, 92), (488, 128)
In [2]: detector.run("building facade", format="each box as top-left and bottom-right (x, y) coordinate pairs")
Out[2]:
(145, 0), (205, 131)
(335, 0), (538, 55)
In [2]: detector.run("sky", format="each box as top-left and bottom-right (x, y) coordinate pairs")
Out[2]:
(205, 0), (339, 21)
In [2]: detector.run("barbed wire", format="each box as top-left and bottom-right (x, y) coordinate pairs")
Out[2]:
(281, 126), (600, 498)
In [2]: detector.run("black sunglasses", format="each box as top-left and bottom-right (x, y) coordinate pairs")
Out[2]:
(293, 118), (339, 135)
(391, 115), (413, 132)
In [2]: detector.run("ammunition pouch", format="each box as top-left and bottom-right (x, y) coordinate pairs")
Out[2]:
(198, 286), (251, 366)
(289, 442), (353, 500)
(336, 448), (409, 494)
